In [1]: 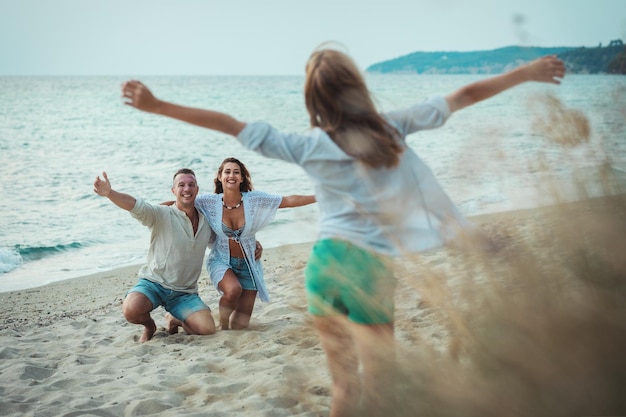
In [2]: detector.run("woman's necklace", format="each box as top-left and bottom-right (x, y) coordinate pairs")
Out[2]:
(222, 196), (243, 210)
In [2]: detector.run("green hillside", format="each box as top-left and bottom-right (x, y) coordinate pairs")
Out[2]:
(366, 40), (626, 74)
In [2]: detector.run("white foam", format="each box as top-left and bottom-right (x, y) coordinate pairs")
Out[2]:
(0, 248), (22, 274)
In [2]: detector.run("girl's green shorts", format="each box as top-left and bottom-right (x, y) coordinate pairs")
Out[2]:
(304, 239), (397, 325)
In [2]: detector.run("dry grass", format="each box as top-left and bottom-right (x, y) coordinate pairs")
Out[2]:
(385, 192), (626, 417)
(362, 92), (626, 416)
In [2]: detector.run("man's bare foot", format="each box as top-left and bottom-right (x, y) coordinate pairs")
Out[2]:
(139, 319), (157, 343)
(165, 313), (181, 334)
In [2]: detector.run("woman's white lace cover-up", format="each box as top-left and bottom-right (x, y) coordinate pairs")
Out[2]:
(195, 191), (282, 302)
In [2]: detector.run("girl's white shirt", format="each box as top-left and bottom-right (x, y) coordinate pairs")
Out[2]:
(237, 96), (477, 257)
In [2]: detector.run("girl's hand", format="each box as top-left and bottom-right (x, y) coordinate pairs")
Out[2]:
(525, 55), (566, 85)
(121, 80), (161, 112)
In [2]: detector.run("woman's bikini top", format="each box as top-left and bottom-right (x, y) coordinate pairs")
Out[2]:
(222, 222), (244, 241)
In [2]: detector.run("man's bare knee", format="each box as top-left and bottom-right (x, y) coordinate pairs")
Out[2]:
(122, 293), (153, 323)
(194, 323), (217, 335)
(184, 310), (216, 335)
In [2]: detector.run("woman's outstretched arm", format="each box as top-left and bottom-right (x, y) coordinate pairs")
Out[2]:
(279, 195), (316, 208)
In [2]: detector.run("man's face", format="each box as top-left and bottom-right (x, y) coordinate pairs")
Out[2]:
(171, 173), (199, 208)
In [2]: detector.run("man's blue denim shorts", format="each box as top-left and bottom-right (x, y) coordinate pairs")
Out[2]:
(127, 278), (210, 322)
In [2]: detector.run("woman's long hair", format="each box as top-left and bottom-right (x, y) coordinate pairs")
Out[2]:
(213, 157), (254, 193)
(304, 46), (403, 168)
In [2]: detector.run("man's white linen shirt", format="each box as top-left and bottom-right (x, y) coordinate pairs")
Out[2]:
(130, 198), (214, 293)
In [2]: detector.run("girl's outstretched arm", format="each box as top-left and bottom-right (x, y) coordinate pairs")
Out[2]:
(121, 80), (246, 137)
(445, 55), (565, 113)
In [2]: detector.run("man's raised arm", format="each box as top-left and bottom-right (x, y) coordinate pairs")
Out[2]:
(93, 171), (136, 211)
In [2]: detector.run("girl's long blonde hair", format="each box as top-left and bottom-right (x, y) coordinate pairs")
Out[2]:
(304, 45), (403, 168)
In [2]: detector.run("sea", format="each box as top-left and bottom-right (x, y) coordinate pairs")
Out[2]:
(1, 74), (625, 293)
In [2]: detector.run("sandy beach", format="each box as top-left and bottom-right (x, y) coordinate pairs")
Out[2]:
(2, 194), (626, 417)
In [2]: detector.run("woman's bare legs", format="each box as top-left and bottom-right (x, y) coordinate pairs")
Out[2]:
(218, 270), (242, 330)
(217, 269), (257, 330)
(231, 289), (257, 329)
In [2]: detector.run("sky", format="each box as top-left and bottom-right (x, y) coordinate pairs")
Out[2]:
(1, 0), (625, 76)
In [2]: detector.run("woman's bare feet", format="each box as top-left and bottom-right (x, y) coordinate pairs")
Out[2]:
(220, 318), (230, 330)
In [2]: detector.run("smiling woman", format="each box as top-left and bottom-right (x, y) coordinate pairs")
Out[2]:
(192, 157), (316, 331)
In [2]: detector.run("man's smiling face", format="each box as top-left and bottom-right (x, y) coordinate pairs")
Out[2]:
(172, 173), (199, 209)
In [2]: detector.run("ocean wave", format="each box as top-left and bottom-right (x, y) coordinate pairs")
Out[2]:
(16, 242), (85, 261)
(0, 242), (87, 274)
(0, 248), (22, 273)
